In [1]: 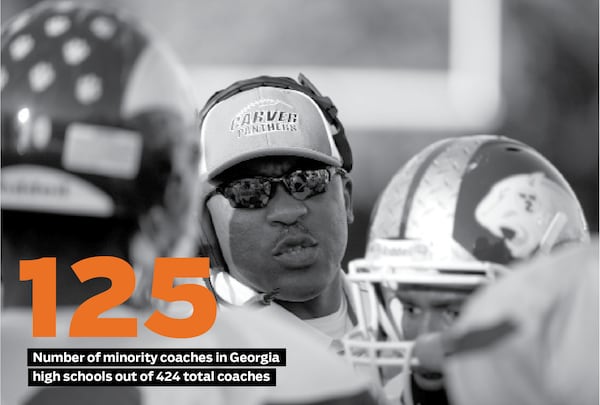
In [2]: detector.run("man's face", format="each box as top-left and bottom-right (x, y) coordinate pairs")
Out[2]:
(383, 285), (471, 391)
(207, 157), (353, 303)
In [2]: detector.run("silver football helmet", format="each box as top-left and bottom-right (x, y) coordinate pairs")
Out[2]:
(342, 134), (589, 402)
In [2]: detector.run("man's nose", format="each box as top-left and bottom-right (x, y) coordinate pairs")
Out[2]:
(417, 311), (445, 335)
(266, 184), (308, 225)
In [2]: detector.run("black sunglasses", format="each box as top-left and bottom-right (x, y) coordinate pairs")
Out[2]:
(208, 167), (347, 209)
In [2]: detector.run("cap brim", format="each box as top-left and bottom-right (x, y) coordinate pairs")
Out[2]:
(207, 146), (342, 180)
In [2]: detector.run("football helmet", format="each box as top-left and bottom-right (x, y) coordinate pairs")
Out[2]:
(1, 1), (200, 304)
(342, 134), (589, 402)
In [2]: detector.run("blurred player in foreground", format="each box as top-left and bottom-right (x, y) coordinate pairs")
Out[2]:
(0, 2), (376, 404)
(415, 239), (598, 405)
(341, 135), (589, 404)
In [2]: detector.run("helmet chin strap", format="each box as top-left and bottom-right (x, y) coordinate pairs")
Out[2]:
(208, 267), (280, 307)
(402, 344), (416, 405)
(379, 300), (402, 342)
(247, 288), (281, 307)
(379, 294), (415, 405)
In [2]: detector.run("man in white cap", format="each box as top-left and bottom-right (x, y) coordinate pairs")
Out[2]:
(197, 75), (357, 348)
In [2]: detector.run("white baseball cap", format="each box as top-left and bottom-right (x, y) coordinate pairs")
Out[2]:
(199, 85), (345, 180)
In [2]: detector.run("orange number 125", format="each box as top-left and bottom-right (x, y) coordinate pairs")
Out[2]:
(20, 257), (217, 338)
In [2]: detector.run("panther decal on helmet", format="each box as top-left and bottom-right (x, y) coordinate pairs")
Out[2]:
(475, 171), (579, 259)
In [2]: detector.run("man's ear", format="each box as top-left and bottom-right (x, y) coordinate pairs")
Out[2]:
(342, 176), (354, 224)
(199, 197), (228, 272)
(197, 177), (228, 272)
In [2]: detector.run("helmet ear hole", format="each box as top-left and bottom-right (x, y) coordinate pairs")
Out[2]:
(505, 146), (521, 152)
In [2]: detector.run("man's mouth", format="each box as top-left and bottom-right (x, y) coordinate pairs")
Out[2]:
(272, 234), (318, 255)
(413, 370), (445, 391)
(417, 371), (443, 380)
(272, 234), (319, 268)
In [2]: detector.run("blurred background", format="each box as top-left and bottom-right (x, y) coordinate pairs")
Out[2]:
(3, 0), (597, 266)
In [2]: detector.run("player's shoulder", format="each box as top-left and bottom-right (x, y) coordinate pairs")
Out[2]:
(456, 240), (597, 328)
(512, 239), (598, 284)
(205, 307), (378, 405)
